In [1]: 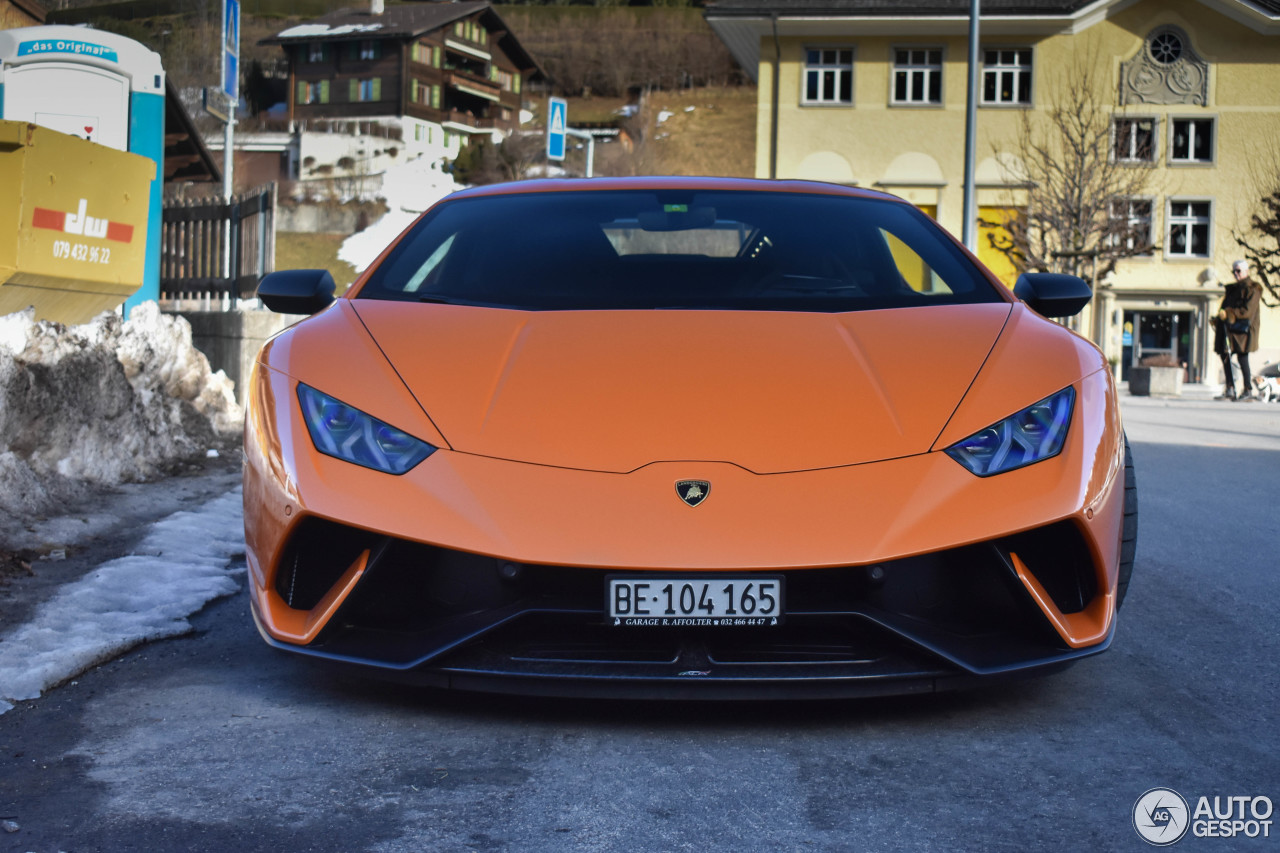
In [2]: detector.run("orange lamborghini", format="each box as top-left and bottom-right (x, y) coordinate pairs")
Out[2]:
(244, 177), (1137, 698)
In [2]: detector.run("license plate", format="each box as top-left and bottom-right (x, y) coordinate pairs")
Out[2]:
(607, 576), (783, 627)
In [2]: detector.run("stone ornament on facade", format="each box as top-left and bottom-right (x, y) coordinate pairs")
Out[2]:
(1120, 26), (1209, 106)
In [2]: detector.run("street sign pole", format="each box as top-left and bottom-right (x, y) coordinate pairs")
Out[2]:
(221, 0), (239, 204)
(220, 0), (239, 290)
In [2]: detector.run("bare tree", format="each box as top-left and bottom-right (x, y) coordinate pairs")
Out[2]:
(1232, 147), (1280, 308)
(982, 50), (1160, 283)
(451, 132), (546, 186)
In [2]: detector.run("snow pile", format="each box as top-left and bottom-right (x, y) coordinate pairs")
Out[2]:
(0, 303), (241, 517)
(338, 153), (463, 273)
(0, 488), (245, 713)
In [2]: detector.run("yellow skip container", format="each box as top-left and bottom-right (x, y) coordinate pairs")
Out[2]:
(0, 120), (155, 324)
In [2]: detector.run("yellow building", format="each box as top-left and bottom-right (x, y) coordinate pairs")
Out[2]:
(706, 0), (1280, 384)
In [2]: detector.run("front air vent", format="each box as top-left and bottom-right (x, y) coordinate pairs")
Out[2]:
(274, 517), (383, 610)
(1002, 521), (1098, 614)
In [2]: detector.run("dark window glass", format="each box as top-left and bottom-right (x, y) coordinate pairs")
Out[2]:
(1115, 119), (1155, 160)
(357, 191), (1003, 313)
(1191, 224), (1208, 255)
(807, 74), (819, 101)
(1172, 120), (1213, 161)
(928, 73), (941, 102)
(895, 72), (908, 101)
(839, 71), (852, 103)
(1193, 122), (1211, 160)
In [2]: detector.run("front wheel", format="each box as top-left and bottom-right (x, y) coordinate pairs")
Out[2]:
(1116, 434), (1138, 609)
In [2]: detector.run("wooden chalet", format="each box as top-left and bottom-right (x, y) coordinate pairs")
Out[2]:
(262, 1), (542, 140)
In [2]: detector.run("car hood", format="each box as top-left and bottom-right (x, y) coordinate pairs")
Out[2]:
(351, 300), (1012, 474)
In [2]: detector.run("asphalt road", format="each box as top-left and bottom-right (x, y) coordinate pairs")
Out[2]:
(1, 395), (1277, 853)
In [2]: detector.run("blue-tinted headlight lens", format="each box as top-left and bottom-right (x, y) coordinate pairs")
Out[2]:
(945, 387), (1075, 476)
(297, 384), (435, 475)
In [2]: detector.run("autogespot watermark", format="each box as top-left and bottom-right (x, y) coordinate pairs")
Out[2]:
(1133, 788), (1274, 845)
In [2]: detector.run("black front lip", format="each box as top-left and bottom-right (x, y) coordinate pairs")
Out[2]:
(251, 598), (1112, 700)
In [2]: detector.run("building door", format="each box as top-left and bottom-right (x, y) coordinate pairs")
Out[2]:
(1121, 310), (1194, 381)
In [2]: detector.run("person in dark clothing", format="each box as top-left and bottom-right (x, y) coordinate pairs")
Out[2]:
(1215, 259), (1264, 401)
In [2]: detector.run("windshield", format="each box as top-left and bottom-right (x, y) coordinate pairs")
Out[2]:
(356, 190), (1003, 312)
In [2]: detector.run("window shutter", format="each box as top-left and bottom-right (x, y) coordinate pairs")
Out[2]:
(372, 78), (382, 101)
(319, 80), (330, 103)
(349, 79), (359, 101)
(514, 74), (521, 94)
(296, 80), (307, 104)
(432, 85), (440, 109)
(433, 47), (441, 68)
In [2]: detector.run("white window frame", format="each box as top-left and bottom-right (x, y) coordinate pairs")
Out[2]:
(359, 39), (377, 61)
(802, 47), (854, 107)
(1169, 117), (1215, 165)
(891, 47), (943, 106)
(981, 47), (1033, 106)
(1112, 117), (1157, 163)
(1165, 199), (1213, 259)
(308, 42), (325, 63)
(1108, 197), (1155, 255)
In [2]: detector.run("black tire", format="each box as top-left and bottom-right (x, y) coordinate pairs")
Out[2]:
(1116, 434), (1138, 609)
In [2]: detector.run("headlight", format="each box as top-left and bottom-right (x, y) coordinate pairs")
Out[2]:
(945, 387), (1075, 477)
(297, 384), (436, 474)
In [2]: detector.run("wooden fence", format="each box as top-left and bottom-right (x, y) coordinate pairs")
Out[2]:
(160, 183), (276, 306)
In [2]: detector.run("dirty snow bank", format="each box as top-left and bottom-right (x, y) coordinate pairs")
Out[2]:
(338, 153), (463, 273)
(0, 303), (241, 518)
(0, 488), (245, 713)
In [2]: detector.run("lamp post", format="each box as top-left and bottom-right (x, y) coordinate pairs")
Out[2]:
(961, 0), (980, 252)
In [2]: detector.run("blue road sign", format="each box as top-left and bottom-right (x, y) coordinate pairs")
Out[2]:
(547, 97), (567, 161)
(222, 0), (240, 101)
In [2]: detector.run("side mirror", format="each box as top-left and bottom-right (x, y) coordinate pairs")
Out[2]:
(256, 269), (336, 315)
(1013, 273), (1092, 318)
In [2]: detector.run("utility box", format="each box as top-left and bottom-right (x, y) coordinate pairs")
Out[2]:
(0, 120), (155, 324)
(0, 25), (165, 316)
